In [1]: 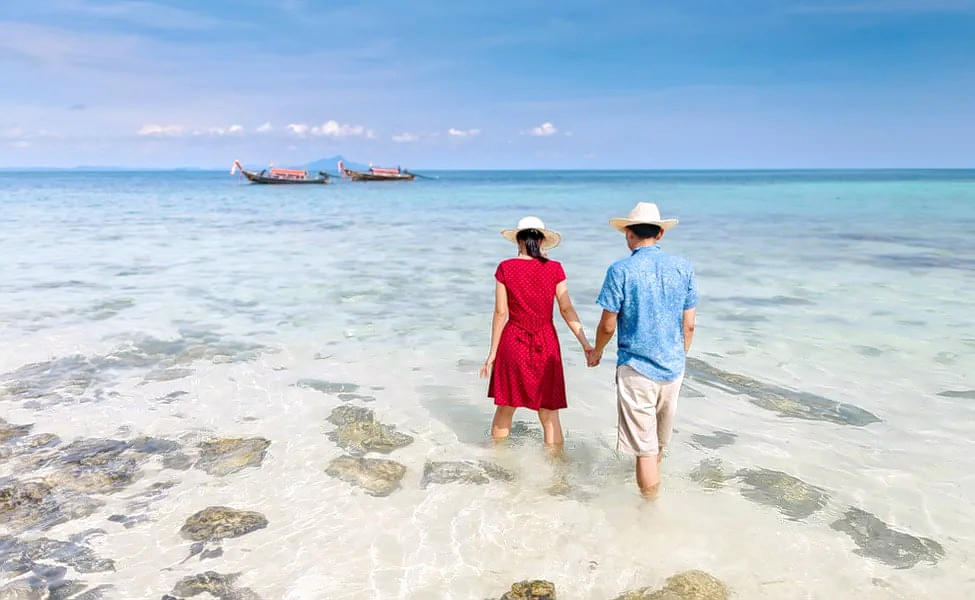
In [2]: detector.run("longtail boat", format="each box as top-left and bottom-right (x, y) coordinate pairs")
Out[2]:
(231, 160), (330, 184)
(339, 160), (415, 181)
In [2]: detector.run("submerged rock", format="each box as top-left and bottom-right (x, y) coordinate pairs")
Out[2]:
(297, 379), (359, 394)
(327, 421), (413, 455)
(128, 436), (180, 455)
(57, 439), (129, 465)
(830, 507), (944, 569)
(0, 332), (263, 407)
(0, 354), (99, 405)
(685, 357), (880, 426)
(615, 570), (729, 600)
(500, 580), (556, 600)
(936, 389), (975, 399)
(325, 456), (406, 497)
(179, 507), (268, 542)
(0, 535), (115, 574)
(45, 457), (139, 495)
(142, 368), (194, 383)
(169, 571), (261, 599)
(163, 453), (193, 471)
(1, 480), (56, 532)
(420, 461), (514, 488)
(337, 393), (376, 402)
(736, 468), (829, 520)
(689, 458), (731, 490)
(689, 430), (737, 450)
(0, 419), (33, 444)
(421, 461), (488, 488)
(506, 422), (544, 445)
(1, 479), (101, 533)
(194, 438), (270, 476)
(479, 461), (516, 482)
(70, 584), (114, 599)
(0, 577), (48, 599)
(325, 406), (413, 454)
(47, 580), (89, 600)
(108, 513), (149, 529)
(326, 406), (374, 426)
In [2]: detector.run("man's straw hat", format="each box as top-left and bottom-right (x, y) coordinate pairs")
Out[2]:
(501, 216), (562, 250)
(609, 202), (679, 232)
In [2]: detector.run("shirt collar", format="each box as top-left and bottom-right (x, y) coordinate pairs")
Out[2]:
(631, 245), (661, 255)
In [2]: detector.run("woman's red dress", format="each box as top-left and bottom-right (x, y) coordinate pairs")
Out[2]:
(489, 258), (567, 411)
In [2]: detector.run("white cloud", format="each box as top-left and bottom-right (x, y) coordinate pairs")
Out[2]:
(256, 122), (273, 133)
(287, 123), (309, 136)
(529, 122), (558, 137)
(448, 127), (480, 137)
(392, 132), (418, 143)
(137, 124), (183, 136)
(310, 120), (372, 138)
(197, 124), (245, 136)
(10, 140), (31, 149)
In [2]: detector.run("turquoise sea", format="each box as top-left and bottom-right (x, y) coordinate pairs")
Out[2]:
(1, 169), (974, 598)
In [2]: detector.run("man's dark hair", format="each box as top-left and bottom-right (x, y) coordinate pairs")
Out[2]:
(626, 223), (662, 239)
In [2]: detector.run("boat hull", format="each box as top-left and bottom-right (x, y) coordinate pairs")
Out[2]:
(242, 170), (330, 184)
(343, 168), (415, 182)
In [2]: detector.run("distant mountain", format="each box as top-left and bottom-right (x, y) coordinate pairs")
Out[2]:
(303, 155), (369, 172)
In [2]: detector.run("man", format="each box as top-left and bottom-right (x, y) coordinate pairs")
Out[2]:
(587, 202), (698, 498)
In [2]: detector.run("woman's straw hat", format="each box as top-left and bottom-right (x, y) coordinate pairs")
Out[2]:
(609, 202), (679, 232)
(501, 216), (562, 250)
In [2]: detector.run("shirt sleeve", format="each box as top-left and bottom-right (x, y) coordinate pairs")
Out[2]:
(684, 265), (699, 310)
(494, 262), (505, 284)
(596, 265), (624, 313)
(552, 261), (566, 284)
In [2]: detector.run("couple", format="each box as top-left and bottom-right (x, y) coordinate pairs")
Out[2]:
(479, 202), (698, 498)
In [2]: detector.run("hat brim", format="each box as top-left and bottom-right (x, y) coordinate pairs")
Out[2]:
(609, 218), (679, 233)
(501, 228), (562, 250)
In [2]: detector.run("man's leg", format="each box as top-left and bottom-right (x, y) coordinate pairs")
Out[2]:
(616, 366), (663, 497)
(646, 374), (684, 491)
(635, 455), (661, 498)
(491, 406), (516, 440)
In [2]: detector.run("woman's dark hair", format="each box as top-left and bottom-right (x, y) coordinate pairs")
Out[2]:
(516, 228), (549, 262)
(627, 223), (662, 240)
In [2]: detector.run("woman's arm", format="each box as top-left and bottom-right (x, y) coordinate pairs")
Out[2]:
(480, 282), (509, 378)
(555, 280), (593, 353)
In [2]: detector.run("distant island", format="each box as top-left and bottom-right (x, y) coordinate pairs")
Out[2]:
(302, 155), (369, 172)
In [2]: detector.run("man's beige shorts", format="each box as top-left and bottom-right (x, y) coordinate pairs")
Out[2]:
(616, 365), (684, 457)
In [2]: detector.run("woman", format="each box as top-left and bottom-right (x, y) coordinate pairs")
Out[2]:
(480, 216), (593, 446)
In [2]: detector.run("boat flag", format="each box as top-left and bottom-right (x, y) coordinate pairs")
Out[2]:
(230, 160), (242, 175)
(338, 160), (345, 178)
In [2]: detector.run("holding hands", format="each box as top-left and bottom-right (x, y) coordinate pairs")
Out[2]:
(585, 345), (602, 368)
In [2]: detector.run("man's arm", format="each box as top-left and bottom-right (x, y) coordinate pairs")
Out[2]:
(588, 310), (618, 367)
(682, 307), (696, 353)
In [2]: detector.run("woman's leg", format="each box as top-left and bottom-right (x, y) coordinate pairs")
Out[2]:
(537, 408), (564, 447)
(491, 406), (516, 440)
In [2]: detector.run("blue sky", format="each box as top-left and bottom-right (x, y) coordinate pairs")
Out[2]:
(1, 0), (973, 168)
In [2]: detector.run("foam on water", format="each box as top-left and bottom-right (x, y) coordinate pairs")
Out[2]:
(1, 170), (974, 598)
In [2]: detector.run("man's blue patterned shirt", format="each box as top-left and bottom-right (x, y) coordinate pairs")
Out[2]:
(596, 245), (698, 382)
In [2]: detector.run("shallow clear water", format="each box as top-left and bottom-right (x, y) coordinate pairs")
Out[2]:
(1, 170), (974, 598)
